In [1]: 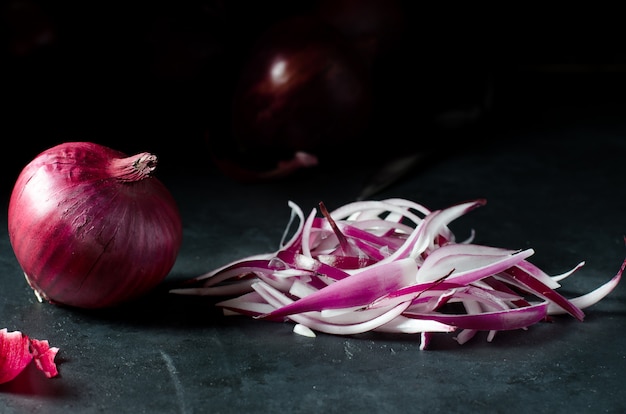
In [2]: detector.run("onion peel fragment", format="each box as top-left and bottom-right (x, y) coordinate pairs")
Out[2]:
(172, 198), (624, 349)
(0, 328), (59, 384)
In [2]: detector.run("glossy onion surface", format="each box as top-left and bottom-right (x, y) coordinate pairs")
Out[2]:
(8, 142), (183, 309)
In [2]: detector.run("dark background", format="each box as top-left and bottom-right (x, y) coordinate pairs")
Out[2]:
(3, 1), (626, 190)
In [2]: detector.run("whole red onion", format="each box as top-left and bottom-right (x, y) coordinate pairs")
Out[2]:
(229, 15), (372, 170)
(7, 142), (183, 309)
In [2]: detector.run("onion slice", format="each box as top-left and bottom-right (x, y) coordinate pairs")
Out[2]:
(172, 198), (624, 349)
(257, 257), (417, 319)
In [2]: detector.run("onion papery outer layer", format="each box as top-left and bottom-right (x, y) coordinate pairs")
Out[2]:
(8, 142), (183, 309)
(0, 328), (59, 384)
(172, 198), (624, 349)
(0, 329), (32, 384)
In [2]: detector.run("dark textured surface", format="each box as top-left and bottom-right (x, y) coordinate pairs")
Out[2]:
(1, 105), (625, 413)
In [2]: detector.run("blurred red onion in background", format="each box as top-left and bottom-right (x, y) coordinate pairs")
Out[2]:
(211, 14), (373, 181)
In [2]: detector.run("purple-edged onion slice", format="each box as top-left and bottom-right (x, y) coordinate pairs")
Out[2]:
(171, 198), (624, 349)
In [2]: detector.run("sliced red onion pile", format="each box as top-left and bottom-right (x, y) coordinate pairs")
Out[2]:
(171, 198), (624, 349)
(0, 328), (59, 384)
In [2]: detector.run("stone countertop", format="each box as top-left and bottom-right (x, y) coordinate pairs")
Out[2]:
(1, 104), (625, 413)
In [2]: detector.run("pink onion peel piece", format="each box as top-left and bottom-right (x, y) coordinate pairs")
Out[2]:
(0, 328), (60, 384)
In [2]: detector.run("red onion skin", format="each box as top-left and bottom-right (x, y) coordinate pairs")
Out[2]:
(8, 142), (183, 309)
